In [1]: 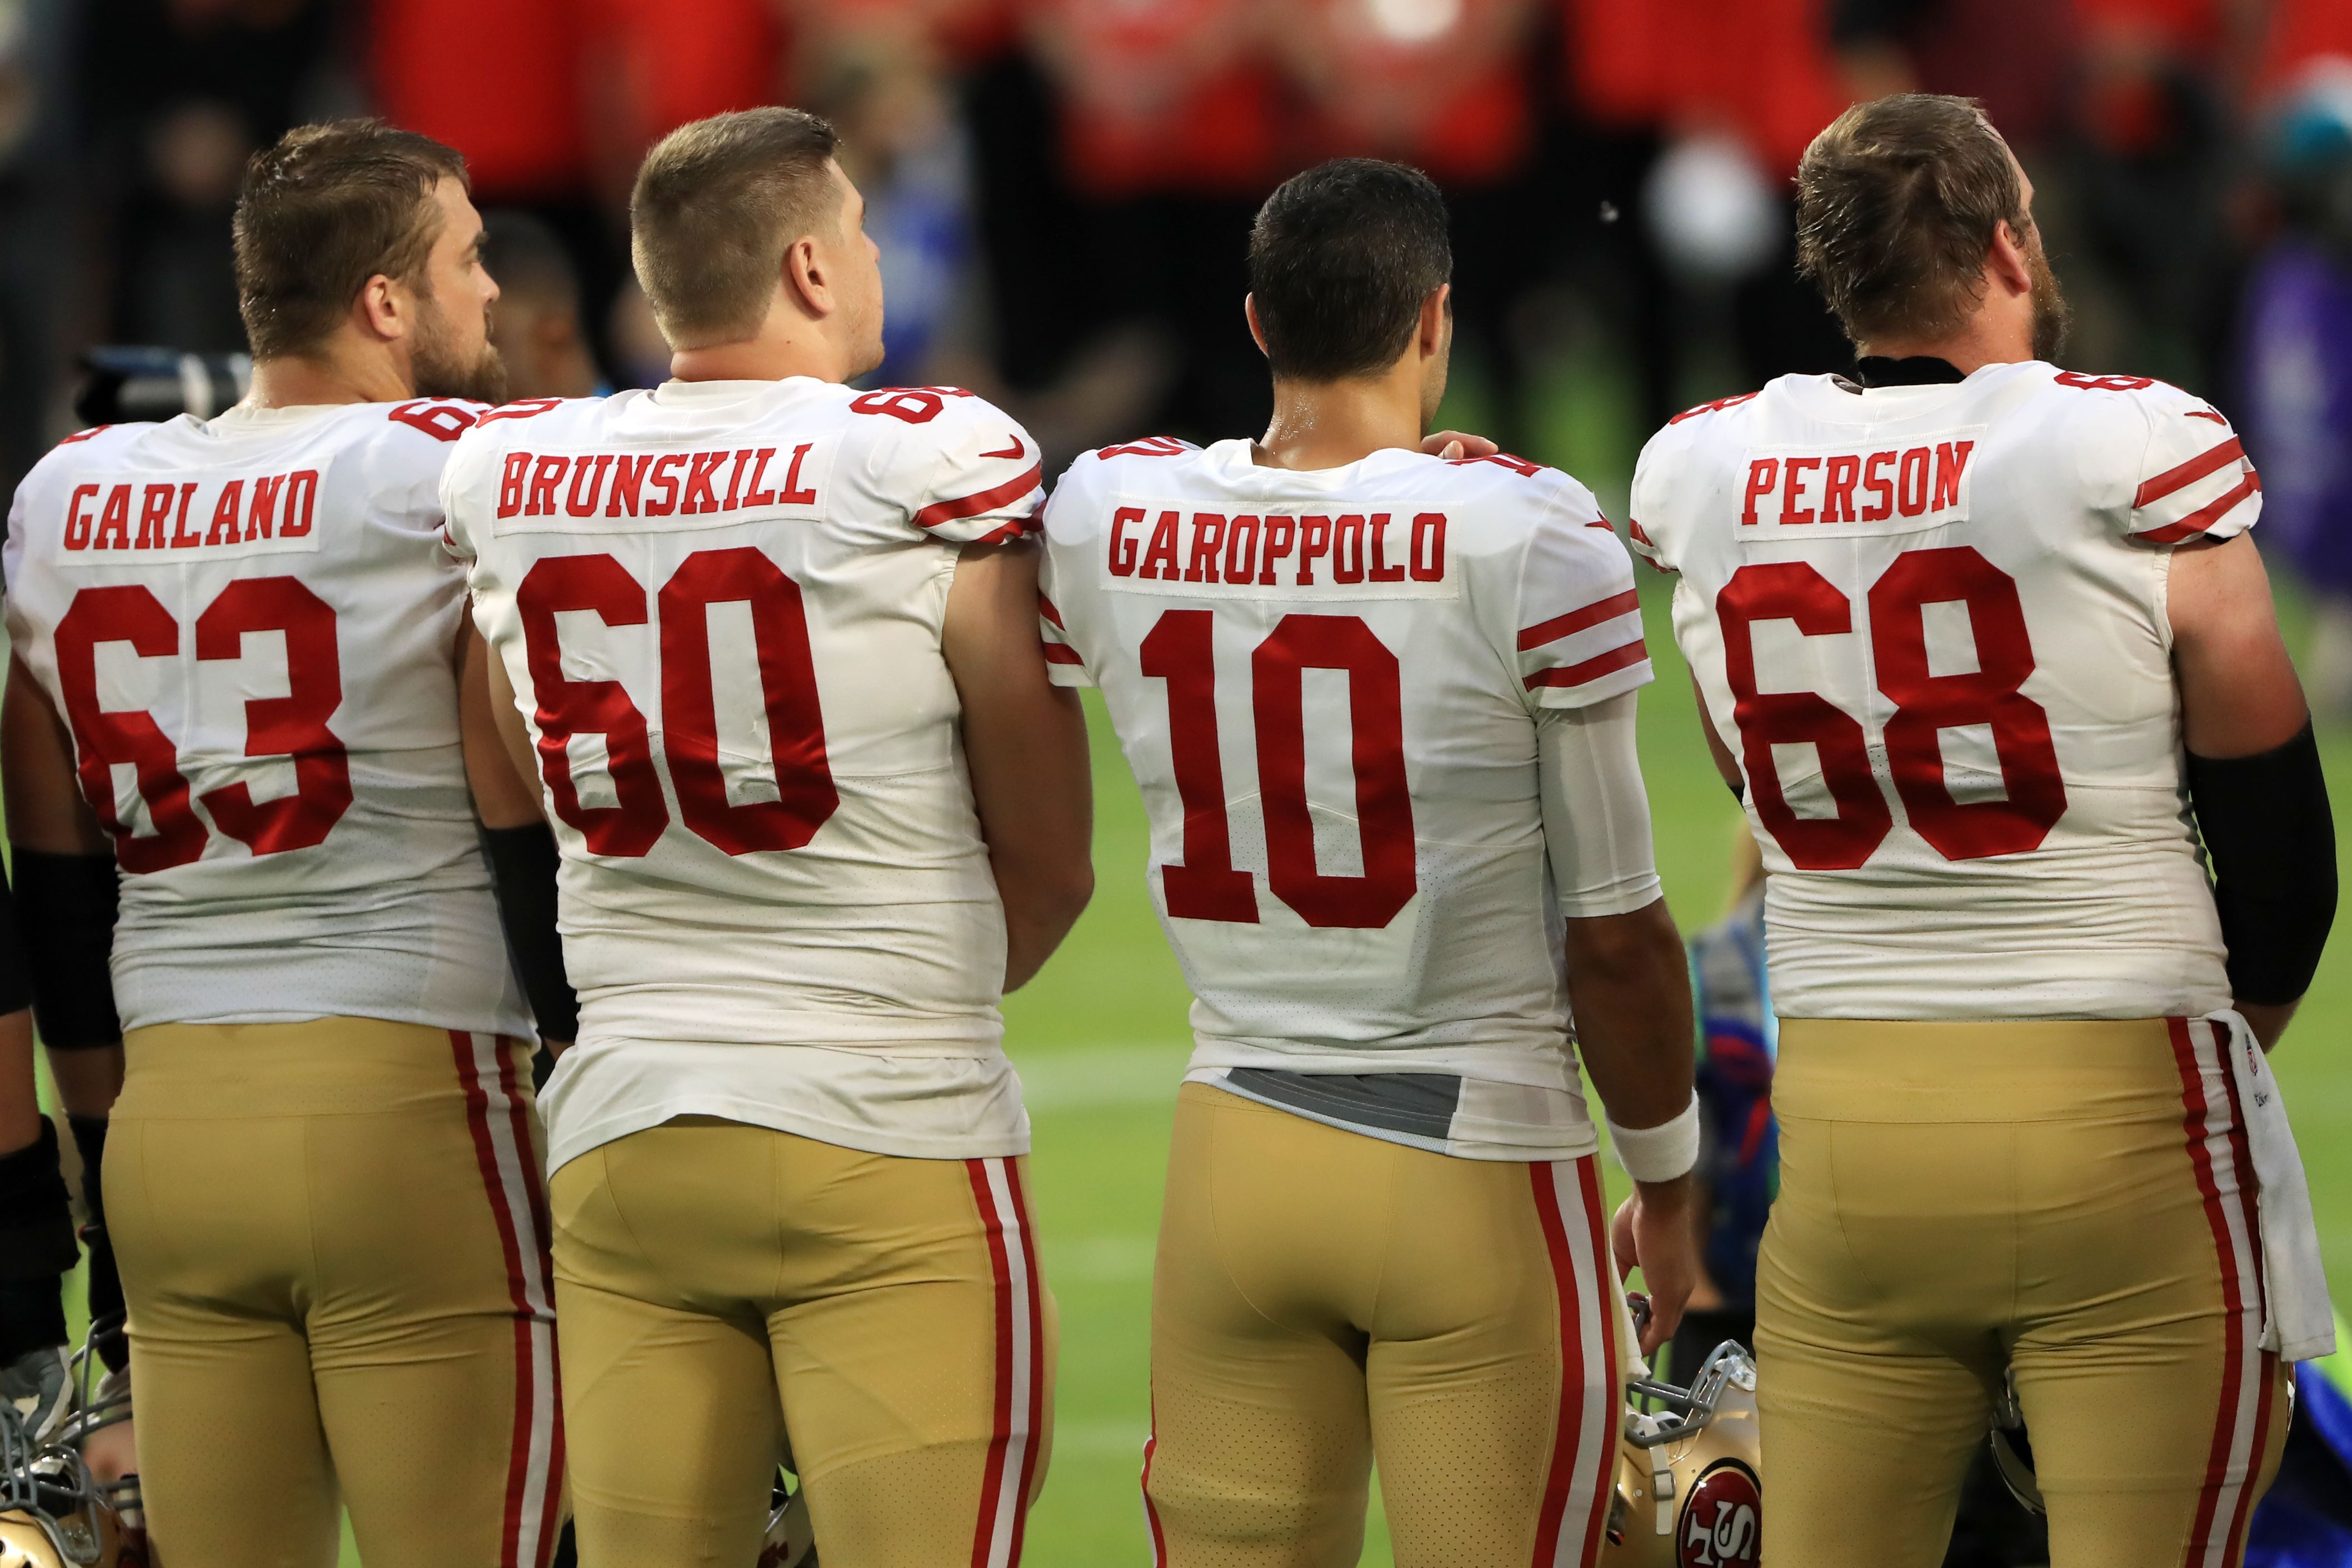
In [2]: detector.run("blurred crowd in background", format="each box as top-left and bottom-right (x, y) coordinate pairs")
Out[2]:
(4, 0), (2352, 695)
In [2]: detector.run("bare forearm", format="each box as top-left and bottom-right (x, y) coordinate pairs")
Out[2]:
(1566, 899), (1696, 1131)
(998, 869), (1091, 993)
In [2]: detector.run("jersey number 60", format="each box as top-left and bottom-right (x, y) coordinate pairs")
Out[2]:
(515, 548), (839, 858)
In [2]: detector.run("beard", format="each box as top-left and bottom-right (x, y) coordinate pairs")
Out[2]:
(2026, 237), (2073, 364)
(410, 293), (510, 404)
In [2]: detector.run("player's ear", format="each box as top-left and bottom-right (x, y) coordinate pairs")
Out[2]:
(1419, 284), (1450, 358)
(354, 271), (407, 344)
(1244, 294), (1270, 360)
(1985, 221), (2034, 301)
(783, 234), (831, 321)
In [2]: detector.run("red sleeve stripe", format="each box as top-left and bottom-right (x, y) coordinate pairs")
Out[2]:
(1517, 588), (1641, 652)
(1524, 638), (1647, 691)
(2135, 437), (2244, 509)
(1042, 643), (1085, 666)
(1037, 595), (1066, 630)
(2140, 469), (2261, 545)
(914, 463), (1045, 531)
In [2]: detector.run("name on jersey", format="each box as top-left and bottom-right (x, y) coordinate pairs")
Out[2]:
(491, 445), (821, 530)
(57, 471), (321, 562)
(1738, 430), (1980, 538)
(1102, 505), (1454, 599)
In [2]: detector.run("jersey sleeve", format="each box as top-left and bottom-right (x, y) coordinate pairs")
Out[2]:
(366, 401), (482, 553)
(2118, 386), (2262, 545)
(1035, 465), (1095, 688)
(1505, 482), (1653, 711)
(853, 390), (1046, 546)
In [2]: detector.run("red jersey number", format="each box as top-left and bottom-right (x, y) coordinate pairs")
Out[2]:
(52, 577), (353, 871)
(1715, 545), (2066, 871)
(1142, 608), (1416, 930)
(514, 548), (838, 857)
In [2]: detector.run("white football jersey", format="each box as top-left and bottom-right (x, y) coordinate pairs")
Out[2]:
(1040, 438), (1656, 1160)
(441, 379), (1047, 1171)
(1631, 363), (2259, 1021)
(3, 400), (530, 1036)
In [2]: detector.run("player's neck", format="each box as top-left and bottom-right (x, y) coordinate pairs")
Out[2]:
(1859, 320), (2034, 377)
(1254, 372), (1427, 472)
(668, 302), (856, 387)
(246, 344), (415, 409)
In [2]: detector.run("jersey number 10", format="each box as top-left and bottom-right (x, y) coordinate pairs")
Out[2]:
(1144, 608), (1417, 930)
(1718, 544), (2068, 870)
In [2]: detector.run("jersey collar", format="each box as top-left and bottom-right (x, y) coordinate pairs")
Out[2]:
(1849, 355), (1969, 389)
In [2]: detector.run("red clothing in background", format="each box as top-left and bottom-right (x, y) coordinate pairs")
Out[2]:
(586, 0), (787, 162)
(1281, 0), (1536, 185)
(2259, 0), (2352, 88)
(371, 0), (589, 197)
(1562, 0), (1849, 172)
(1025, 0), (1282, 197)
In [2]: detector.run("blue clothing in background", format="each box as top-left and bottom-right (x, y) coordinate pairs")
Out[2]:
(2239, 241), (2352, 595)
(2246, 1320), (2352, 1566)
(1688, 885), (1776, 1312)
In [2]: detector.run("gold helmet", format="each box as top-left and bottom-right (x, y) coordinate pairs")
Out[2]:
(1601, 1341), (1762, 1568)
(0, 1320), (143, 1568)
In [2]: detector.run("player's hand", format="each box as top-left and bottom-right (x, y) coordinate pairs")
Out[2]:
(1421, 430), (1499, 461)
(1611, 1176), (1699, 1358)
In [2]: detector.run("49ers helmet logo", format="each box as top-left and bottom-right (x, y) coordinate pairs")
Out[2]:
(1679, 1458), (1761, 1567)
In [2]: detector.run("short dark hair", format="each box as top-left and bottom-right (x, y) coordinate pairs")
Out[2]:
(234, 119), (468, 361)
(1248, 158), (1452, 381)
(1795, 94), (2029, 346)
(631, 107), (842, 348)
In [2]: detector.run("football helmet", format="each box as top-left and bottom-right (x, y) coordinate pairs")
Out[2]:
(1602, 1341), (1762, 1567)
(757, 1469), (816, 1568)
(0, 1319), (142, 1568)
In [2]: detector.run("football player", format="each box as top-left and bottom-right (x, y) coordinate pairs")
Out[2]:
(0, 882), (72, 1441)
(1037, 159), (1702, 1567)
(1628, 94), (2337, 1567)
(441, 108), (1094, 1565)
(1, 121), (567, 1568)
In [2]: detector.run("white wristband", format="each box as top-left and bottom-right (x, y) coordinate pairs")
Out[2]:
(1607, 1093), (1701, 1184)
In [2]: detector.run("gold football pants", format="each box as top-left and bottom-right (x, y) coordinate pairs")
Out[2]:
(106, 1020), (562, 1568)
(548, 1119), (1054, 1567)
(1759, 1017), (2289, 1568)
(1145, 1082), (1627, 1568)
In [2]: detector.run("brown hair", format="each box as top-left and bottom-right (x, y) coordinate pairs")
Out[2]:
(1794, 94), (2028, 346)
(630, 108), (843, 348)
(234, 119), (468, 361)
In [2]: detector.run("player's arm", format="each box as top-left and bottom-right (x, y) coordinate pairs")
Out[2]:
(1693, 674), (1743, 797)
(1540, 693), (1701, 1355)
(942, 539), (1093, 992)
(1, 654), (128, 1376)
(2168, 534), (2334, 1047)
(461, 624), (578, 1053)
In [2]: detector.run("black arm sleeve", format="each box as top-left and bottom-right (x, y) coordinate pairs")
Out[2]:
(67, 1114), (124, 1372)
(0, 1119), (77, 1361)
(0, 858), (30, 1019)
(481, 824), (578, 1041)
(2186, 722), (2338, 1007)
(11, 850), (119, 1048)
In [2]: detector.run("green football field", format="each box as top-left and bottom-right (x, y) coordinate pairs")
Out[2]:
(43, 563), (2343, 1566)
